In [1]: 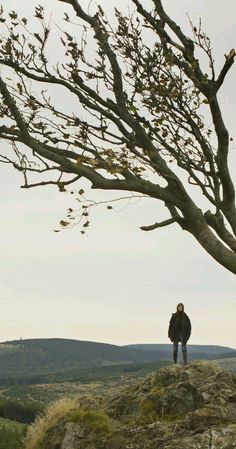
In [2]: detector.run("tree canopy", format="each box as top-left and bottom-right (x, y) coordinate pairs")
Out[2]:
(0, 0), (235, 274)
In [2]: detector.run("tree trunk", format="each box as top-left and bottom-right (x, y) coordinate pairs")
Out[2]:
(191, 224), (236, 274)
(180, 200), (236, 274)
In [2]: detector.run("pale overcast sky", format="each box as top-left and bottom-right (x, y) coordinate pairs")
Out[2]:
(0, 0), (235, 348)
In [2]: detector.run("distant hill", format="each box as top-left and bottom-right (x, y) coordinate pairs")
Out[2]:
(125, 343), (236, 353)
(0, 339), (235, 384)
(0, 338), (165, 381)
(125, 344), (236, 360)
(215, 357), (236, 371)
(209, 350), (236, 360)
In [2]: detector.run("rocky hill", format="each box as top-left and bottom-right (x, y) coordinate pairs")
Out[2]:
(24, 361), (236, 449)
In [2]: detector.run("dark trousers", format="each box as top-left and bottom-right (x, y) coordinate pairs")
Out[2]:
(173, 333), (187, 353)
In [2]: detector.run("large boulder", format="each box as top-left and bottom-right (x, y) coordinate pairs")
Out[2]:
(24, 361), (236, 449)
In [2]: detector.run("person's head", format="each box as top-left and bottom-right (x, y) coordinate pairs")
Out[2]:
(177, 303), (184, 312)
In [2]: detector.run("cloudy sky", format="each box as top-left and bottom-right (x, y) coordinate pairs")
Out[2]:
(0, 0), (235, 348)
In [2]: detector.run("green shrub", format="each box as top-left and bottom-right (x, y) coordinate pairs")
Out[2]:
(159, 414), (182, 423)
(25, 398), (111, 449)
(0, 419), (27, 449)
(138, 388), (165, 424)
(68, 408), (111, 435)
(25, 399), (75, 449)
(138, 397), (157, 424)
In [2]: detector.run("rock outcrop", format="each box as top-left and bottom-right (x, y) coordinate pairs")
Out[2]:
(25, 361), (236, 449)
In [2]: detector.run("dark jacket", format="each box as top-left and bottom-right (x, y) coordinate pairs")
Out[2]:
(168, 311), (191, 344)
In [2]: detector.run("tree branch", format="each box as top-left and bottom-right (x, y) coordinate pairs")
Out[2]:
(204, 210), (236, 252)
(209, 96), (236, 233)
(0, 77), (29, 139)
(140, 216), (181, 231)
(216, 49), (236, 90)
(59, 0), (126, 108)
(21, 175), (81, 189)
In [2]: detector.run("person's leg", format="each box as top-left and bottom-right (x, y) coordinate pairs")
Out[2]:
(173, 341), (178, 364)
(181, 339), (188, 365)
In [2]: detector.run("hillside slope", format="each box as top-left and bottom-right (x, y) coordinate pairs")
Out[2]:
(0, 339), (164, 379)
(0, 339), (235, 381)
(24, 361), (236, 449)
(126, 343), (236, 359)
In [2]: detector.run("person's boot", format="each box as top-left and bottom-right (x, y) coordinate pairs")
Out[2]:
(173, 350), (177, 364)
(183, 351), (188, 365)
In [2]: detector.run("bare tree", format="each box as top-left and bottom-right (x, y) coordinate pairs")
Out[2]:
(0, 1), (235, 273)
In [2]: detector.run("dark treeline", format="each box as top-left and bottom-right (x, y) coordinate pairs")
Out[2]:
(0, 398), (43, 424)
(0, 360), (167, 387)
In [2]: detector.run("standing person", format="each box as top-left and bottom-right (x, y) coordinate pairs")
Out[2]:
(168, 303), (191, 365)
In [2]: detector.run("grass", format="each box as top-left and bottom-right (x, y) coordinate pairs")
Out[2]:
(0, 417), (28, 449)
(68, 408), (111, 435)
(24, 398), (112, 449)
(24, 399), (76, 449)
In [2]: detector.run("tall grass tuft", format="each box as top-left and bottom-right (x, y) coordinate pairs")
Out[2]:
(24, 397), (111, 449)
